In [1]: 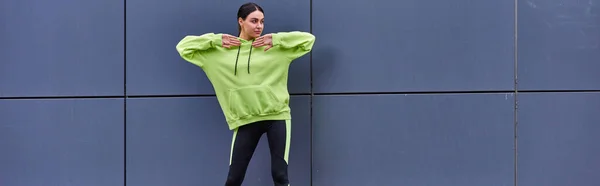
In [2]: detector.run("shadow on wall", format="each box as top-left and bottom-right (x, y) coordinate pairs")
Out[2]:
(312, 44), (336, 86)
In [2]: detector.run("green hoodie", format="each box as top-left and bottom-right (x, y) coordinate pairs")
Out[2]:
(176, 31), (316, 130)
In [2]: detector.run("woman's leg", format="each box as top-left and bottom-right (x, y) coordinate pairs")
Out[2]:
(225, 123), (264, 186)
(266, 120), (292, 186)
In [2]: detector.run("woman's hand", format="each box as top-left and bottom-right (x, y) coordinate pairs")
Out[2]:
(222, 34), (241, 48)
(252, 34), (273, 51)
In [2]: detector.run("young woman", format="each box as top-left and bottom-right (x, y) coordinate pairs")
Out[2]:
(175, 2), (315, 186)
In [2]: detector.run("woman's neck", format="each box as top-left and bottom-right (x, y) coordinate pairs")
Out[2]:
(238, 33), (255, 41)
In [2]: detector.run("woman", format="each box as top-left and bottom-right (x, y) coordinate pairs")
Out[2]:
(175, 2), (315, 186)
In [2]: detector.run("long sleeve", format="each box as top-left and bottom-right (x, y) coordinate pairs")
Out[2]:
(271, 31), (316, 60)
(176, 33), (223, 67)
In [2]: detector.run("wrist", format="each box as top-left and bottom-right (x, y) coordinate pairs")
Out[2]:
(214, 33), (223, 47)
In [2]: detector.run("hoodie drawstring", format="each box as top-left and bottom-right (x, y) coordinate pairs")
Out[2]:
(234, 40), (253, 76)
(247, 46), (252, 74)
(234, 46), (241, 75)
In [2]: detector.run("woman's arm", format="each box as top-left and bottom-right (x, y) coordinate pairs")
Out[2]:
(271, 31), (316, 60)
(176, 33), (232, 68)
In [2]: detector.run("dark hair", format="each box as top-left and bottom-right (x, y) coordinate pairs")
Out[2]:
(237, 2), (264, 33)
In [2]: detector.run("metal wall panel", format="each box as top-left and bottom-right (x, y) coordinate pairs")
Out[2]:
(518, 92), (600, 186)
(0, 0), (124, 97)
(312, 94), (515, 186)
(0, 99), (124, 186)
(125, 0), (311, 96)
(126, 96), (310, 186)
(312, 0), (515, 93)
(517, 0), (600, 90)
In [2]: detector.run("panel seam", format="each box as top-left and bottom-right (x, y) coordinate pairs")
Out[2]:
(123, 0), (127, 184)
(513, 0), (519, 185)
(309, 0), (314, 184)
(2, 89), (599, 100)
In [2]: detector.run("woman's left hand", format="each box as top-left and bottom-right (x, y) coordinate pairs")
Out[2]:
(252, 34), (273, 51)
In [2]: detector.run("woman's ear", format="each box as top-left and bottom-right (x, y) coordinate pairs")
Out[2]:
(238, 18), (243, 29)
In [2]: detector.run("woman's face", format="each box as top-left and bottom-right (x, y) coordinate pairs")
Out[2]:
(239, 10), (264, 39)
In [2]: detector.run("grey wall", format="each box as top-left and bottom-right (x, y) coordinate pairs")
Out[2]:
(1, 0), (599, 185)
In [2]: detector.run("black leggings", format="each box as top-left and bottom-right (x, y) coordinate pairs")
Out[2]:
(225, 120), (291, 186)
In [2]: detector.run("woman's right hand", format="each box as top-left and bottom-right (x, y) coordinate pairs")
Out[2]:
(222, 34), (241, 48)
